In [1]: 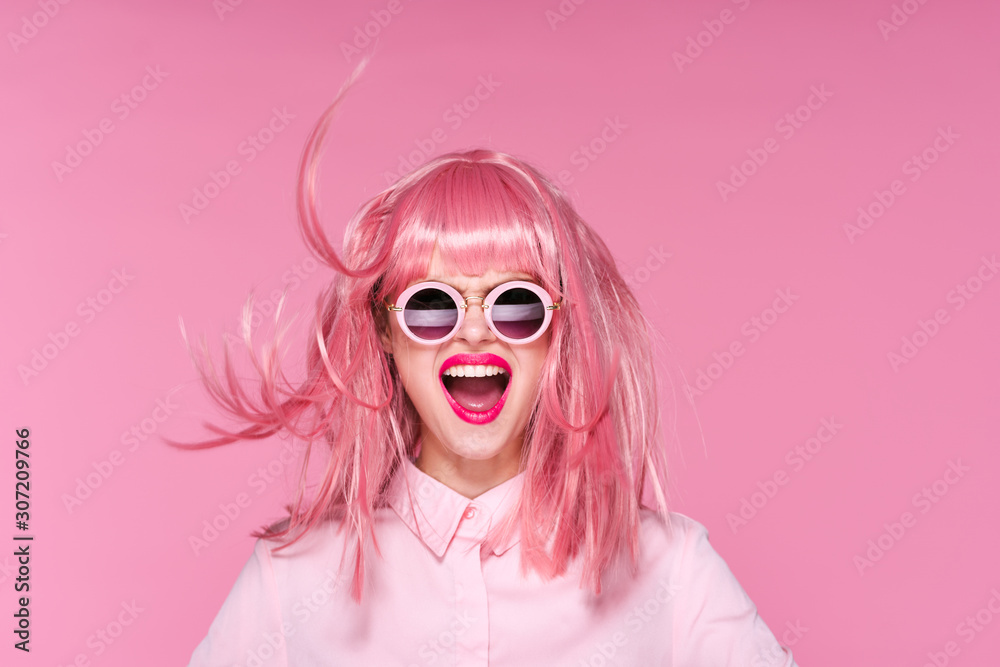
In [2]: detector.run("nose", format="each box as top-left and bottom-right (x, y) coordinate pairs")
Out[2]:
(455, 297), (494, 345)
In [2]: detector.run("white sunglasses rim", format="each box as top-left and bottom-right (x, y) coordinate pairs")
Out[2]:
(387, 279), (560, 345)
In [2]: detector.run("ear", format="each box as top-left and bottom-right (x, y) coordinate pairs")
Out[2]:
(378, 315), (394, 355)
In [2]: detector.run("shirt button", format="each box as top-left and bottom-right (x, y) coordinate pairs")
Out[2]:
(464, 506), (477, 520)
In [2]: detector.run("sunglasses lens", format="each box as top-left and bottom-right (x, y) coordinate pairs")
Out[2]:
(402, 287), (459, 340)
(491, 287), (546, 340)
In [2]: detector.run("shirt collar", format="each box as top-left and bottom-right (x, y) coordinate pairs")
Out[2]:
(388, 458), (523, 558)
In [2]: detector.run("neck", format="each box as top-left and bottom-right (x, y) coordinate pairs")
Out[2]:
(414, 434), (523, 499)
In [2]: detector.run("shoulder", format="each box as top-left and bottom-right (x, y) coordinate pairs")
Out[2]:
(250, 507), (399, 591)
(638, 509), (712, 554)
(249, 520), (340, 577)
(644, 518), (795, 665)
(636, 510), (739, 583)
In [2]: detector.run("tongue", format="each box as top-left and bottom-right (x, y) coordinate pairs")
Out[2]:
(443, 375), (507, 412)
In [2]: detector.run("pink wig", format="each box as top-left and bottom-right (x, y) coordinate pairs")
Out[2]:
(182, 62), (670, 601)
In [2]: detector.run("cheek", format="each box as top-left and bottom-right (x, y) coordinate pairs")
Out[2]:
(517, 344), (551, 391)
(391, 330), (436, 393)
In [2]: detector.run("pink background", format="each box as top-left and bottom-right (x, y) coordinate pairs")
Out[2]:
(3, 0), (999, 664)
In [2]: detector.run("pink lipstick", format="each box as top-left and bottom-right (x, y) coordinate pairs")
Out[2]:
(439, 353), (512, 424)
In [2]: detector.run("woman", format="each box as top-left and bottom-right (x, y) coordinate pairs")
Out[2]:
(186, 65), (799, 666)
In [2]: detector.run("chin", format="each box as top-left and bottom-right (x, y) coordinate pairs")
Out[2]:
(442, 423), (513, 460)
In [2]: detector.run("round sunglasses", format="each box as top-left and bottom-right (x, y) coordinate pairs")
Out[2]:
(385, 280), (561, 345)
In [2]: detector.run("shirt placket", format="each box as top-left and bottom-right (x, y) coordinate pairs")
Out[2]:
(449, 502), (491, 667)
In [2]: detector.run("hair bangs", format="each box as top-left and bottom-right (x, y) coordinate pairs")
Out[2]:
(380, 156), (559, 299)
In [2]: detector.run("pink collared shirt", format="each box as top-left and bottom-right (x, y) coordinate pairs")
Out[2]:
(189, 459), (798, 666)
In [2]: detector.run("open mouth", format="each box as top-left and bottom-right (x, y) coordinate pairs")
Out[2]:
(439, 357), (512, 424)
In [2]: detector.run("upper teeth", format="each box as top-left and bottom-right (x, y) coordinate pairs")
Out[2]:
(443, 364), (507, 377)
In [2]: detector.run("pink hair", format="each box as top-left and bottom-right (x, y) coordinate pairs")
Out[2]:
(179, 61), (670, 601)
